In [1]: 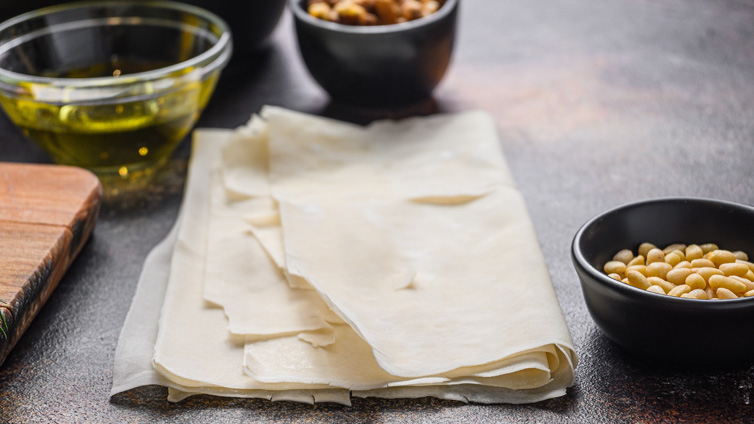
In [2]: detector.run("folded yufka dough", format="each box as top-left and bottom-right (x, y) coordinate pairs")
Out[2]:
(153, 130), (563, 405)
(152, 107), (577, 404)
(214, 112), (576, 399)
(261, 106), (576, 378)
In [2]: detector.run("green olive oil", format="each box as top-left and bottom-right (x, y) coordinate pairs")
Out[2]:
(0, 60), (218, 180)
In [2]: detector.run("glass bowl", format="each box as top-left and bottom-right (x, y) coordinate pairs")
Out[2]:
(0, 1), (232, 183)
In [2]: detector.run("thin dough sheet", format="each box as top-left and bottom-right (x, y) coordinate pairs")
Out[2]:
(262, 107), (576, 379)
(152, 130), (334, 393)
(244, 323), (559, 391)
(263, 106), (514, 203)
(223, 115), (270, 199)
(277, 191), (576, 378)
(204, 170), (339, 336)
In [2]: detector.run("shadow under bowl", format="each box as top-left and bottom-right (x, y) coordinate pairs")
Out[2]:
(572, 197), (754, 363)
(291, 0), (458, 107)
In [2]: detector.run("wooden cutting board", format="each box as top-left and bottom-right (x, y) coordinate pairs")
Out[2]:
(0, 163), (101, 367)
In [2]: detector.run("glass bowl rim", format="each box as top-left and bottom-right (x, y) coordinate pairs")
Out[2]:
(0, 0), (232, 88)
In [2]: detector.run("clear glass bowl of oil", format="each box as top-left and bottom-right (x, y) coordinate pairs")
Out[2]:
(0, 1), (232, 189)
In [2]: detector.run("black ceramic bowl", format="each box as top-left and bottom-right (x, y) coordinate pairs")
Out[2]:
(572, 198), (754, 363)
(291, 0), (458, 107)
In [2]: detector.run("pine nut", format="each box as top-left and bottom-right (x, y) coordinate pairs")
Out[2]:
(719, 262), (749, 277)
(627, 255), (645, 266)
(648, 277), (675, 293)
(647, 249), (665, 265)
(646, 262), (672, 279)
(733, 251), (749, 261)
(627, 270), (651, 290)
(668, 285), (692, 297)
(663, 244), (687, 255)
(699, 243), (719, 254)
(716, 287), (739, 299)
(737, 260), (754, 273)
(647, 285), (666, 295)
(690, 258), (715, 268)
(638, 243), (657, 258)
(627, 265), (647, 276)
(665, 252), (682, 267)
(674, 261), (692, 269)
(604, 261), (627, 275)
(685, 244), (704, 261)
(685, 273), (707, 290)
(709, 275), (747, 293)
(708, 250), (736, 266)
(729, 276), (754, 292)
(671, 250), (686, 262)
(688, 289), (708, 299)
(666, 268), (693, 285)
(612, 249), (634, 265)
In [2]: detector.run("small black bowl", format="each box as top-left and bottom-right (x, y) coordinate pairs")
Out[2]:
(572, 198), (754, 363)
(291, 0), (458, 107)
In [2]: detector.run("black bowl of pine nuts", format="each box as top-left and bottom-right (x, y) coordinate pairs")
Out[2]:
(572, 198), (754, 364)
(291, 0), (459, 107)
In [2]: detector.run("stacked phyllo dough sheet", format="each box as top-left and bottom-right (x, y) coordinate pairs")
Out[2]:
(111, 107), (577, 405)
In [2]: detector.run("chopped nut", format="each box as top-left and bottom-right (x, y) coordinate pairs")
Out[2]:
(309, 0), (444, 26)
(308, 2), (333, 20)
(402, 1), (423, 20)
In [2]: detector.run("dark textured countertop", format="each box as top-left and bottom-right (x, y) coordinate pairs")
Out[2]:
(2, 0), (754, 422)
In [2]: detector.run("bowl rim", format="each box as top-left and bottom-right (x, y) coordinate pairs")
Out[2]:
(291, 0), (458, 34)
(0, 0), (232, 88)
(572, 196), (754, 308)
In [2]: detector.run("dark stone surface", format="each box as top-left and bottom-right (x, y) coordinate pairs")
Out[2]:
(1, 0), (754, 422)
